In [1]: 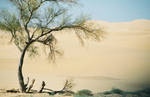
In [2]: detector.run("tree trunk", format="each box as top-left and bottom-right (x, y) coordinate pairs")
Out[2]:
(18, 42), (31, 92)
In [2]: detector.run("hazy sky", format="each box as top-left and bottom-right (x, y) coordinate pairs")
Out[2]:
(0, 0), (150, 22)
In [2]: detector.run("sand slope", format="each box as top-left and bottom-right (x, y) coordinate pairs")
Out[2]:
(0, 19), (150, 91)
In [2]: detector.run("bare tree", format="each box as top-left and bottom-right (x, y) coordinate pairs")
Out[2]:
(0, 0), (104, 93)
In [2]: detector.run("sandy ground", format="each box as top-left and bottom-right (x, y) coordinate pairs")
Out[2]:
(0, 93), (149, 97)
(0, 93), (73, 97)
(0, 93), (52, 97)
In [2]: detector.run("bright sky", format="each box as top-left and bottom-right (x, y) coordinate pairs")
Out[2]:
(0, 0), (150, 22)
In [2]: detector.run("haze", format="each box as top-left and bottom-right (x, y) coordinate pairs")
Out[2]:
(0, 20), (150, 91)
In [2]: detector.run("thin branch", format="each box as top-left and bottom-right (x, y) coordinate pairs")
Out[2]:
(21, 0), (45, 41)
(43, 88), (54, 92)
(30, 27), (39, 39)
(35, 25), (90, 41)
(39, 81), (46, 93)
(24, 77), (29, 90)
(27, 79), (35, 93)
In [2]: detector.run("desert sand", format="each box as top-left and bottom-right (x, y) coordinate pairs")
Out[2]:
(0, 20), (150, 97)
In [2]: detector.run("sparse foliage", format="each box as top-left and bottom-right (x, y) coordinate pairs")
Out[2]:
(0, 0), (104, 92)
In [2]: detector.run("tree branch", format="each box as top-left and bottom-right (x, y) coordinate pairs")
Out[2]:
(24, 0), (44, 41)
(35, 24), (91, 41)
(27, 79), (35, 93)
(39, 81), (46, 93)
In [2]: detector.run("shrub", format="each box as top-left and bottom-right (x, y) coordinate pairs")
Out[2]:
(74, 89), (93, 97)
(103, 88), (124, 95)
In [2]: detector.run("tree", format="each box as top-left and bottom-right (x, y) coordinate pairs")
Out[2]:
(0, 0), (104, 93)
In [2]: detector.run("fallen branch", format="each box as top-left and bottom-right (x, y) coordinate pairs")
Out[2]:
(6, 89), (20, 93)
(41, 79), (74, 95)
(43, 88), (54, 92)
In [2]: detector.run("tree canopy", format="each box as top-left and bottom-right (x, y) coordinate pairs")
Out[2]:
(0, 0), (103, 61)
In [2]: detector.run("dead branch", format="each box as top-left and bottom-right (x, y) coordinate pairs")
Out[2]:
(39, 81), (46, 93)
(5, 79), (74, 95)
(41, 79), (74, 95)
(27, 79), (35, 93)
(61, 80), (73, 91)
(24, 77), (29, 90)
(43, 88), (54, 92)
(6, 89), (20, 93)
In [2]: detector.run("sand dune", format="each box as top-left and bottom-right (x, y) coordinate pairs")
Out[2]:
(0, 19), (150, 91)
